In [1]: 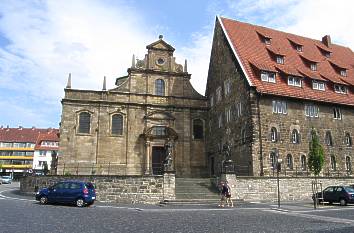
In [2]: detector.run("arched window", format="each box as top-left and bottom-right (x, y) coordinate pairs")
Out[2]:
(301, 154), (307, 171)
(271, 127), (278, 142)
(270, 152), (276, 169)
(345, 133), (352, 146)
(193, 119), (204, 139)
(111, 114), (123, 135)
(325, 131), (333, 146)
(286, 154), (293, 169)
(291, 129), (300, 144)
(155, 79), (165, 96)
(78, 112), (91, 134)
(330, 155), (336, 171)
(346, 156), (351, 172)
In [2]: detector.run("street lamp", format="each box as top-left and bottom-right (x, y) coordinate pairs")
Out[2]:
(276, 158), (282, 208)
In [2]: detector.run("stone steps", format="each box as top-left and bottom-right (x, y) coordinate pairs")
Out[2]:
(175, 178), (220, 200)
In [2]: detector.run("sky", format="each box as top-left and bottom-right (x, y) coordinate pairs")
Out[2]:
(0, 0), (353, 128)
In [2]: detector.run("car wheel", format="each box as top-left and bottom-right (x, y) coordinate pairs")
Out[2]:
(39, 196), (48, 205)
(340, 198), (347, 206)
(76, 198), (85, 207)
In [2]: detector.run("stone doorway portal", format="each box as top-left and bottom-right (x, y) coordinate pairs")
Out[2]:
(152, 146), (166, 175)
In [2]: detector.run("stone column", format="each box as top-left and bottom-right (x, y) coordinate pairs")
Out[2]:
(145, 141), (151, 175)
(220, 173), (237, 199)
(163, 171), (176, 200)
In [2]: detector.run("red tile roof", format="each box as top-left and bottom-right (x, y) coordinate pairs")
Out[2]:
(34, 131), (59, 150)
(0, 127), (59, 144)
(219, 17), (354, 106)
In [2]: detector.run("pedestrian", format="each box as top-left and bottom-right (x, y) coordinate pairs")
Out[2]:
(218, 182), (227, 207)
(225, 181), (234, 207)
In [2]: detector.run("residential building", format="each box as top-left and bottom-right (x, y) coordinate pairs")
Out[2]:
(33, 130), (59, 174)
(206, 16), (354, 176)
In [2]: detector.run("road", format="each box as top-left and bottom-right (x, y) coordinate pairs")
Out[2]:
(1, 182), (354, 233)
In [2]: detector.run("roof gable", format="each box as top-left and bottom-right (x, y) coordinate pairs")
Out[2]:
(146, 37), (175, 52)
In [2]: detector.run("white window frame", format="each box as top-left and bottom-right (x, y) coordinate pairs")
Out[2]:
(310, 63), (317, 71)
(312, 80), (325, 91)
(333, 107), (342, 120)
(305, 105), (319, 118)
(334, 84), (348, 94)
(261, 71), (276, 83)
(224, 80), (231, 96)
(216, 87), (222, 102)
(301, 155), (307, 171)
(296, 45), (303, 52)
(345, 133), (352, 146)
(210, 95), (214, 107)
(276, 56), (284, 64)
(218, 115), (222, 128)
(292, 129), (299, 144)
(264, 38), (271, 45)
(272, 100), (287, 114)
(340, 70), (347, 77)
(288, 76), (301, 87)
(271, 127), (278, 142)
(346, 156), (352, 171)
(225, 107), (232, 123)
(330, 155), (336, 171)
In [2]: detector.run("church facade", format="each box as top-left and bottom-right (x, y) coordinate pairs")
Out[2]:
(57, 36), (208, 177)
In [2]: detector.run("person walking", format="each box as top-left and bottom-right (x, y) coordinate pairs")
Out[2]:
(225, 181), (234, 207)
(218, 182), (227, 207)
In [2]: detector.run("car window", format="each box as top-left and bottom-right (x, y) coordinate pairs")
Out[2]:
(85, 183), (95, 189)
(63, 183), (70, 189)
(53, 183), (64, 189)
(336, 187), (343, 192)
(324, 187), (334, 192)
(70, 183), (81, 189)
(345, 187), (354, 192)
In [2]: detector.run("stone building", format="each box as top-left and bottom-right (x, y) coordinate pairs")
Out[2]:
(57, 36), (208, 177)
(206, 16), (354, 177)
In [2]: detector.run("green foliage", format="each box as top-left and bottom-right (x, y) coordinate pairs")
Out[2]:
(43, 162), (49, 175)
(64, 171), (72, 176)
(308, 128), (325, 176)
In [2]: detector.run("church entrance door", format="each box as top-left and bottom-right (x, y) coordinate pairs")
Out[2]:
(152, 146), (166, 175)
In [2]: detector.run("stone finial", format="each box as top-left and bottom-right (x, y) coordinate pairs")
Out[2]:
(66, 73), (72, 89)
(184, 59), (188, 72)
(103, 76), (106, 91)
(159, 35), (163, 40)
(132, 54), (136, 68)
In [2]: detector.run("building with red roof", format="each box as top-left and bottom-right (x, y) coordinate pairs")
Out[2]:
(0, 126), (59, 177)
(206, 16), (354, 176)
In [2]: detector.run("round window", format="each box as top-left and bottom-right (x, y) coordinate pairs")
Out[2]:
(156, 58), (165, 65)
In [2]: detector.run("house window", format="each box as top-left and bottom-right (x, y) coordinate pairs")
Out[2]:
(345, 133), (352, 146)
(216, 87), (222, 102)
(264, 38), (271, 45)
(296, 45), (303, 52)
(210, 95), (214, 107)
(325, 131), (333, 146)
(261, 71), (276, 83)
(340, 70), (347, 77)
(334, 84), (348, 94)
(286, 154), (293, 169)
(193, 119), (204, 139)
(271, 127), (278, 142)
(225, 107), (232, 123)
(301, 155), (307, 171)
(330, 155), (336, 171)
(288, 76), (301, 87)
(224, 80), (231, 96)
(270, 152), (276, 169)
(346, 156), (351, 171)
(272, 100), (287, 114)
(39, 151), (47, 156)
(312, 81), (325, 91)
(310, 63), (317, 71)
(111, 114), (123, 135)
(305, 105), (319, 118)
(276, 56), (284, 64)
(234, 102), (242, 118)
(218, 115), (222, 128)
(152, 126), (166, 136)
(241, 129), (246, 144)
(155, 79), (165, 96)
(78, 112), (91, 134)
(291, 129), (300, 144)
(333, 107), (342, 120)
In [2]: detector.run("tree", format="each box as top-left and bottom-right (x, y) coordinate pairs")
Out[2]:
(43, 162), (49, 176)
(308, 128), (324, 209)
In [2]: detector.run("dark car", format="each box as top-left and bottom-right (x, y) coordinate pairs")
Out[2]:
(312, 185), (354, 206)
(35, 181), (96, 207)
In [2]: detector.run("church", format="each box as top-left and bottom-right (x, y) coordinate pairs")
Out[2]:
(57, 36), (208, 177)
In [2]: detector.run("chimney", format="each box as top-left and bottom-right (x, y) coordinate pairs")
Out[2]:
(66, 73), (72, 89)
(19, 126), (23, 130)
(322, 35), (331, 47)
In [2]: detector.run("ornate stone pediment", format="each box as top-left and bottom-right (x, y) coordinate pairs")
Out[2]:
(146, 38), (175, 52)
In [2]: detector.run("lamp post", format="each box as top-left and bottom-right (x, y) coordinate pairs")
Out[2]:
(276, 158), (282, 208)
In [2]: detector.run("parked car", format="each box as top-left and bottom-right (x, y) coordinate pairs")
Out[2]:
(35, 181), (96, 207)
(312, 185), (354, 206)
(1, 176), (12, 184)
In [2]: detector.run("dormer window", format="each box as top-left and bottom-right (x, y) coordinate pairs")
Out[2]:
(296, 45), (303, 52)
(276, 56), (284, 64)
(312, 80), (325, 91)
(288, 76), (301, 87)
(310, 63), (317, 71)
(261, 71), (276, 83)
(340, 70), (347, 77)
(324, 52), (331, 58)
(334, 84), (348, 94)
(264, 38), (271, 45)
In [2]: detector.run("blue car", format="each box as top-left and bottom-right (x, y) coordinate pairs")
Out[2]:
(35, 181), (96, 207)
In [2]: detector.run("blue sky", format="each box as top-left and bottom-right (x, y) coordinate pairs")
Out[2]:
(0, 0), (353, 128)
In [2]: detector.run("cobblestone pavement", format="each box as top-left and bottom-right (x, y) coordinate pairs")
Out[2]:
(1, 183), (354, 233)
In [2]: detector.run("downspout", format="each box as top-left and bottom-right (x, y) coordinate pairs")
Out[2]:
(257, 92), (264, 176)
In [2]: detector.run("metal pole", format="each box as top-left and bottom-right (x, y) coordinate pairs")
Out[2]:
(277, 168), (280, 208)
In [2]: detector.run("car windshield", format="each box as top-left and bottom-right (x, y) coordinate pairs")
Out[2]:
(2, 176), (11, 179)
(344, 187), (354, 193)
(85, 183), (95, 189)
